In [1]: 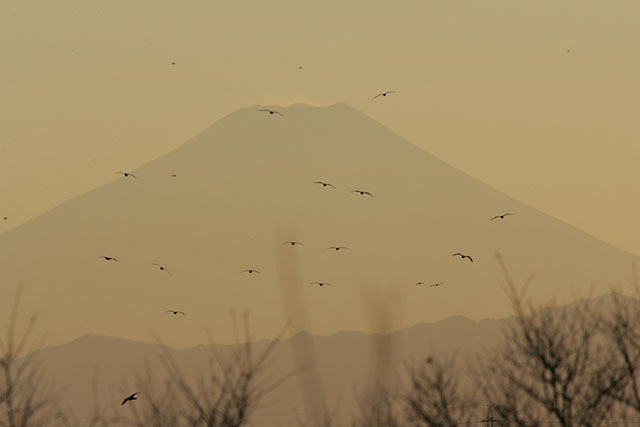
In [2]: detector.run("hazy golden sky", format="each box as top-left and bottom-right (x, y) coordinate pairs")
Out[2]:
(1, 0), (638, 259)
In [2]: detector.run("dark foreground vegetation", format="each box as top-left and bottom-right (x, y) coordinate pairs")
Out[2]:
(2, 262), (640, 426)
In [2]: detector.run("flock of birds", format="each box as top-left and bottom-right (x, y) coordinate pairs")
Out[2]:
(106, 150), (515, 305)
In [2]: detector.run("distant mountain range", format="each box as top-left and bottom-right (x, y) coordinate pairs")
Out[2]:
(31, 292), (633, 426)
(35, 313), (503, 425)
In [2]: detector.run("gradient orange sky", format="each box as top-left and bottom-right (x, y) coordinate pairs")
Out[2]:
(1, 0), (639, 256)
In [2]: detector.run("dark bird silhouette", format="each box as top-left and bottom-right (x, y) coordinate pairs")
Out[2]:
(283, 241), (304, 246)
(313, 181), (336, 188)
(259, 109), (285, 117)
(98, 256), (118, 262)
(152, 263), (170, 273)
(490, 213), (514, 221)
(171, 61), (176, 65)
(374, 90), (396, 99)
(327, 246), (349, 251)
(452, 253), (473, 262)
(165, 310), (185, 315)
(298, 66), (303, 70)
(430, 282), (445, 287)
(121, 392), (140, 406)
(241, 269), (261, 274)
(416, 281), (443, 287)
(116, 171), (136, 178)
(310, 281), (332, 287)
(2, 217), (7, 221)
(170, 173), (177, 177)
(351, 190), (374, 197)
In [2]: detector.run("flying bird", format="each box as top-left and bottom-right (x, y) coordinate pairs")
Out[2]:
(170, 173), (177, 177)
(121, 392), (140, 406)
(327, 246), (349, 251)
(283, 241), (304, 246)
(415, 282), (426, 287)
(116, 171), (136, 178)
(259, 109), (285, 117)
(351, 190), (374, 197)
(310, 281), (332, 287)
(152, 263), (170, 273)
(2, 217), (7, 221)
(98, 256), (118, 262)
(430, 282), (445, 287)
(165, 310), (185, 315)
(374, 90), (396, 99)
(298, 66), (303, 70)
(313, 181), (336, 188)
(490, 213), (514, 221)
(452, 253), (473, 262)
(241, 269), (261, 274)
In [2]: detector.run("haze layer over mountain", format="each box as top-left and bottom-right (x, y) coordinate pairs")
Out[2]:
(0, 103), (635, 347)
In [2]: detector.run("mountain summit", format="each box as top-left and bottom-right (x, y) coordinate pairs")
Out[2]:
(0, 103), (635, 347)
